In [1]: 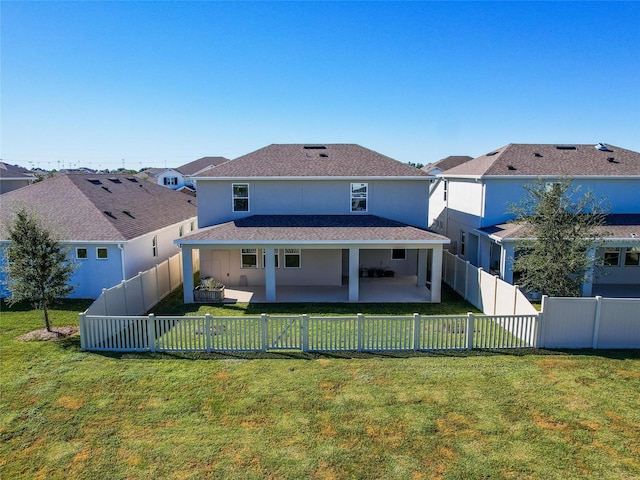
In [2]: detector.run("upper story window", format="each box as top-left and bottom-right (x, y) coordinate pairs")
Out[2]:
(152, 236), (158, 257)
(625, 247), (640, 266)
(233, 184), (249, 212)
(351, 183), (368, 212)
(460, 230), (466, 256)
(443, 180), (448, 201)
(97, 247), (108, 259)
(76, 248), (88, 260)
(179, 226), (184, 237)
(164, 177), (178, 186)
(604, 247), (620, 266)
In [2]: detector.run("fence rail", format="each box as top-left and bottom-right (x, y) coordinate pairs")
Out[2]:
(79, 313), (539, 353)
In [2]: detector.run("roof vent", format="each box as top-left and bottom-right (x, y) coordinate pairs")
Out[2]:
(108, 178), (122, 184)
(303, 145), (327, 150)
(104, 211), (116, 219)
(101, 186), (111, 193)
(607, 157), (619, 164)
(556, 145), (577, 150)
(123, 210), (135, 218)
(87, 178), (102, 185)
(126, 177), (138, 183)
(595, 142), (613, 152)
(486, 151), (499, 156)
(534, 152), (543, 158)
(507, 165), (517, 171)
(319, 153), (329, 158)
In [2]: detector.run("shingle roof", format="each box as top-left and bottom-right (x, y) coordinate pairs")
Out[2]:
(442, 144), (640, 178)
(177, 156), (229, 176)
(196, 144), (430, 178)
(422, 155), (473, 174)
(178, 215), (449, 244)
(478, 214), (640, 241)
(0, 162), (36, 179)
(0, 174), (197, 242)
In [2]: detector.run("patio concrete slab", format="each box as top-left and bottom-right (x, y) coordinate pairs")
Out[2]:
(220, 276), (431, 303)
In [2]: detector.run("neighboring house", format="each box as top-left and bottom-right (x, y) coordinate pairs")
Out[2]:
(0, 173), (198, 299)
(429, 143), (640, 296)
(0, 162), (37, 194)
(176, 144), (450, 303)
(155, 156), (229, 191)
(422, 155), (473, 176)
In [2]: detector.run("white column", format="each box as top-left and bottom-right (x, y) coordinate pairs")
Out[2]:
(349, 247), (359, 302)
(417, 248), (428, 287)
(265, 247), (276, 302)
(430, 246), (443, 303)
(182, 246), (194, 303)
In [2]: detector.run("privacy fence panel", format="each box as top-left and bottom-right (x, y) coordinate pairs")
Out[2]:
(538, 297), (598, 348)
(597, 299), (640, 348)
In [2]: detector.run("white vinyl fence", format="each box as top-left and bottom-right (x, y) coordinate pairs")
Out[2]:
(538, 296), (640, 349)
(85, 250), (199, 317)
(443, 250), (537, 316)
(79, 312), (539, 353)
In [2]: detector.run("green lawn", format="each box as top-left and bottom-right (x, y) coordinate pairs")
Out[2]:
(1, 299), (639, 479)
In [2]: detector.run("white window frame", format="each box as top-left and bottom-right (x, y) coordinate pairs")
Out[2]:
(284, 248), (301, 268)
(262, 249), (280, 269)
(233, 183), (250, 212)
(96, 247), (108, 260)
(164, 176), (178, 186)
(443, 180), (448, 201)
(603, 247), (621, 267)
(152, 236), (158, 257)
(241, 248), (258, 269)
(624, 247), (640, 266)
(391, 249), (406, 260)
(350, 183), (368, 212)
(76, 247), (88, 260)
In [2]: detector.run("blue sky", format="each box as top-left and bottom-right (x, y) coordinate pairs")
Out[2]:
(1, 1), (639, 170)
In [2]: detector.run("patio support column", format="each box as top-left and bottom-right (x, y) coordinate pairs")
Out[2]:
(182, 246), (194, 303)
(430, 246), (443, 303)
(417, 248), (428, 287)
(348, 247), (359, 302)
(265, 247), (277, 302)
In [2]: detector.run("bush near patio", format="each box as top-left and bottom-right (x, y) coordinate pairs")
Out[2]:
(1, 298), (639, 480)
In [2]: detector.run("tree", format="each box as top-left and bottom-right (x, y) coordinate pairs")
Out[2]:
(406, 161), (425, 169)
(508, 179), (608, 297)
(2, 208), (76, 331)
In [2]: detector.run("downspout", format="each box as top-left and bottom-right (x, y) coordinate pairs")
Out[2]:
(118, 243), (126, 281)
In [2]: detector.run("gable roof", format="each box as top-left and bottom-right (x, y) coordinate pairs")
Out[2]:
(422, 155), (473, 174)
(0, 162), (36, 180)
(478, 214), (640, 242)
(441, 143), (640, 178)
(0, 174), (197, 242)
(196, 144), (430, 178)
(177, 215), (449, 244)
(177, 156), (229, 176)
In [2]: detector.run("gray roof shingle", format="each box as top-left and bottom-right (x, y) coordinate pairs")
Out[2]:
(0, 174), (197, 242)
(0, 162), (36, 179)
(178, 215), (449, 243)
(177, 156), (229, 176)
(442, 144), (640, 178)
(196, 144), (430, 178)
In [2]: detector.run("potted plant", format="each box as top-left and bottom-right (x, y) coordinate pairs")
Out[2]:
(194, 277), (225, 302)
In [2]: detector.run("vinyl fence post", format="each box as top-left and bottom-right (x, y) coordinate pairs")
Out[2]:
(205, 313), (212, 353)
(261, 314), (268, 352)
(357, 313), (364, 352)
(413, 313), (421, 351)
(592, 296), (603, 349)
(78, 313), (86, 350)
(102, 288), (109, 316)
(466, 312), (474, 350)
(148, 314), (156, 352)
(537, 295), (548, 348)
(302, 314), (309, 353)
(121, 280), (128, 316)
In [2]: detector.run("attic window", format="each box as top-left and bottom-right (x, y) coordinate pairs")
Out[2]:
(123, 210), (135, 218)
(104, 211), (116, 219)
(109, 178), (122, 184)
(486, 151), (499, 156)
(303, 145), (327, 150)
(87, 179), (102, 185)
(556, 145), (577, 150)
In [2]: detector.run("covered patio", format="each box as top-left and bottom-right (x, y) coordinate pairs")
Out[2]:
(176, 215), (450, 304)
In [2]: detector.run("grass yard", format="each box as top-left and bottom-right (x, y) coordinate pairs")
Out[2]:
(1, 299), (640, 480)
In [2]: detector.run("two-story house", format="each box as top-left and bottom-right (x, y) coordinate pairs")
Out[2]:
(0, 162), (37, 194)
(175, 144), (450, 303)
(429, 143), (640, 296)
(155, 156), (229, 192)
(0, 173), (198, 298)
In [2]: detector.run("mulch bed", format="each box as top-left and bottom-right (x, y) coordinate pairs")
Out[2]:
(17, 326), (79, 342)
